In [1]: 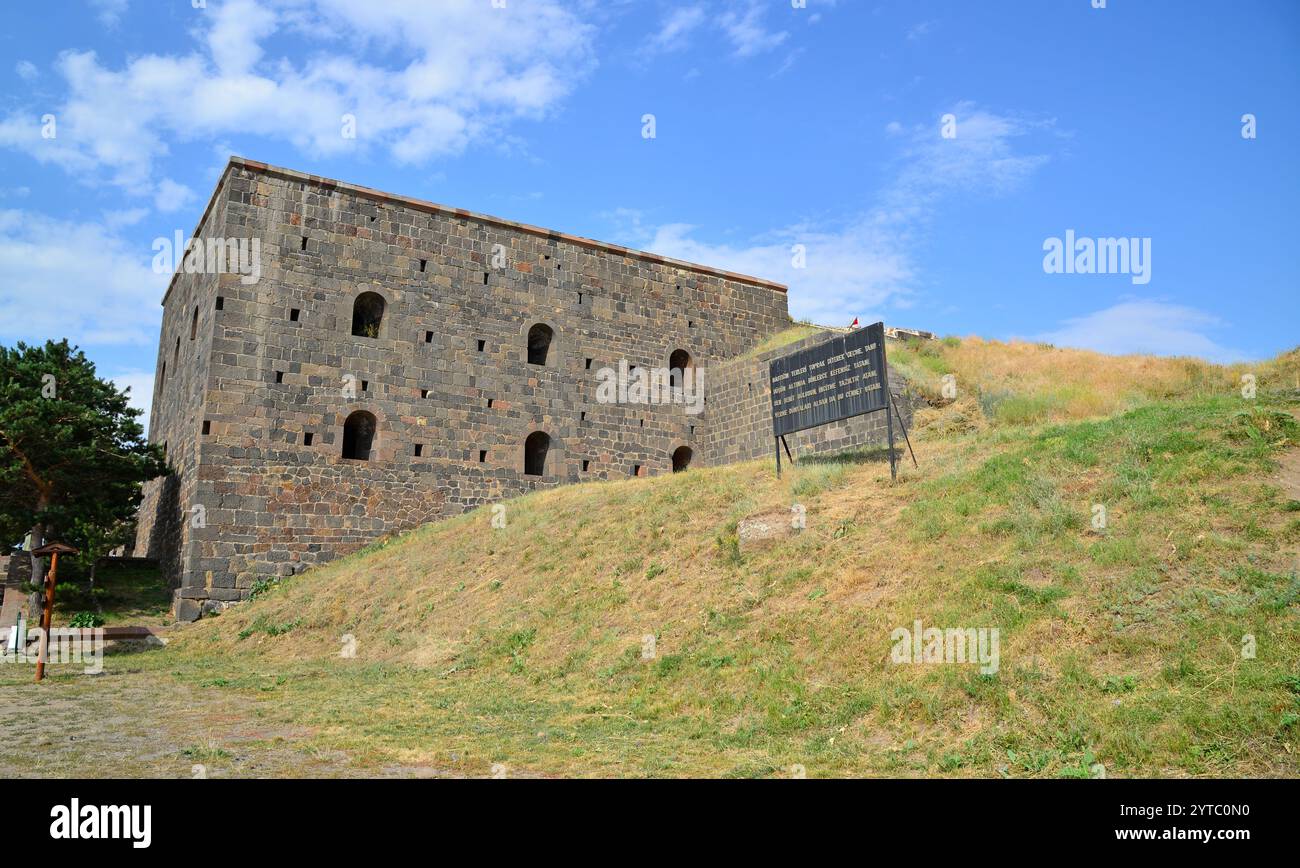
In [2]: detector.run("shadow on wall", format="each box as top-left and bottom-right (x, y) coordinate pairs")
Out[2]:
(141, 473), (183, 591)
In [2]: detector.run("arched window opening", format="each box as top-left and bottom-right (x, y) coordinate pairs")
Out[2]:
(668, 348), (692, 388)
(341, 410), (377, 460)
(524, 431), (550, 476)
(527, 323), (553, 366)
(190, 306), (198, 340)
(672, 445), (693, 473)
(351, 292), (386, 338)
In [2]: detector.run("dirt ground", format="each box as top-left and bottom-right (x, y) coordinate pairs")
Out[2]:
(0, 647), (461, 779)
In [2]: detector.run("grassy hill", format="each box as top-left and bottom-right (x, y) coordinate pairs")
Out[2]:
(7, 338), (1299, 778)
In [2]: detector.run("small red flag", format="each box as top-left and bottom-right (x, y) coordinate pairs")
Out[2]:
(849, 317), (859, 329)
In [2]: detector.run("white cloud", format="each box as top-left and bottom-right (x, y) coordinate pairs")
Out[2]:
(1032, 300), (1245, 363)
(110, 370), (155, 431)
(0, 0), (596, 187)
(907, 21), (933, 41)
(15, 61), (38, 81)
(771, 48), (803, 78)
(89, 0), (128, 27)
(154, 178), (196, 213)
(720, 1), (789, 57)
(205, 0), (278, 75)
(648, 6), (707, 54)
(103, 207), (149, 229)
(0, 209), (167, 347)
(640, 1), (819, 64)
(646, 219), (913, 327)
(882, 102), (1053, 220)
(636, 103), (1053, 327)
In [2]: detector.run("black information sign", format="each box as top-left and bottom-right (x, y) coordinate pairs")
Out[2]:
(770, 321), (888, 436)
(767, 321), (914, 479)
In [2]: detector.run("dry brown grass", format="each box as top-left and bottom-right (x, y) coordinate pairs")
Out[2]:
(4, 341), (1297, 779)
(893, 338), (1300, 437)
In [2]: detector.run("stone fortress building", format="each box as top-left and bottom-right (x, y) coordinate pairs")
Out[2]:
(136, 158), (914, 620)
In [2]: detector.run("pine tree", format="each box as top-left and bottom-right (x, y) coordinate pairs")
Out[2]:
(0, 339), (166, 587)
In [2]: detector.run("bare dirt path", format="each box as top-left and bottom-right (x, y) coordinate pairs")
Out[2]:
(2, 667), (318, 778)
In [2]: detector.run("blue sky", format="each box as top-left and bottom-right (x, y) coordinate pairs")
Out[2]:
(1, 0), (1297, 424)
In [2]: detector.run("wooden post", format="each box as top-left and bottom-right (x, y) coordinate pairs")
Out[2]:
(34, 551), (58, 682)
(31, 542), (78, 683)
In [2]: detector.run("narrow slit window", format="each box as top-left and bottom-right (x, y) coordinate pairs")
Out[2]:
(290, 308), (300, 322)
(477, 339), (486, 352)
(425, 331), (434, 343)
(216, 296), (224, 310)
(304, 432), (314, 446)
(581, 459), (590, 472)
(414, 444), (424, 457)
(300, 236), (308, 251)
(478, 449), (487, 463)
(201, 420), (211, 435)
(275, 371), (284, 383)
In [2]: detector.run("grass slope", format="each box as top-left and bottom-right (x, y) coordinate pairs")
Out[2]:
(6, 339), (1299, 778)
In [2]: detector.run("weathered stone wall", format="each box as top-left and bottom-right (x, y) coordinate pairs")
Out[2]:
(134, 173), (233, 611)
(136, 160), (926, 619)
(137, 159), (794, 614)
